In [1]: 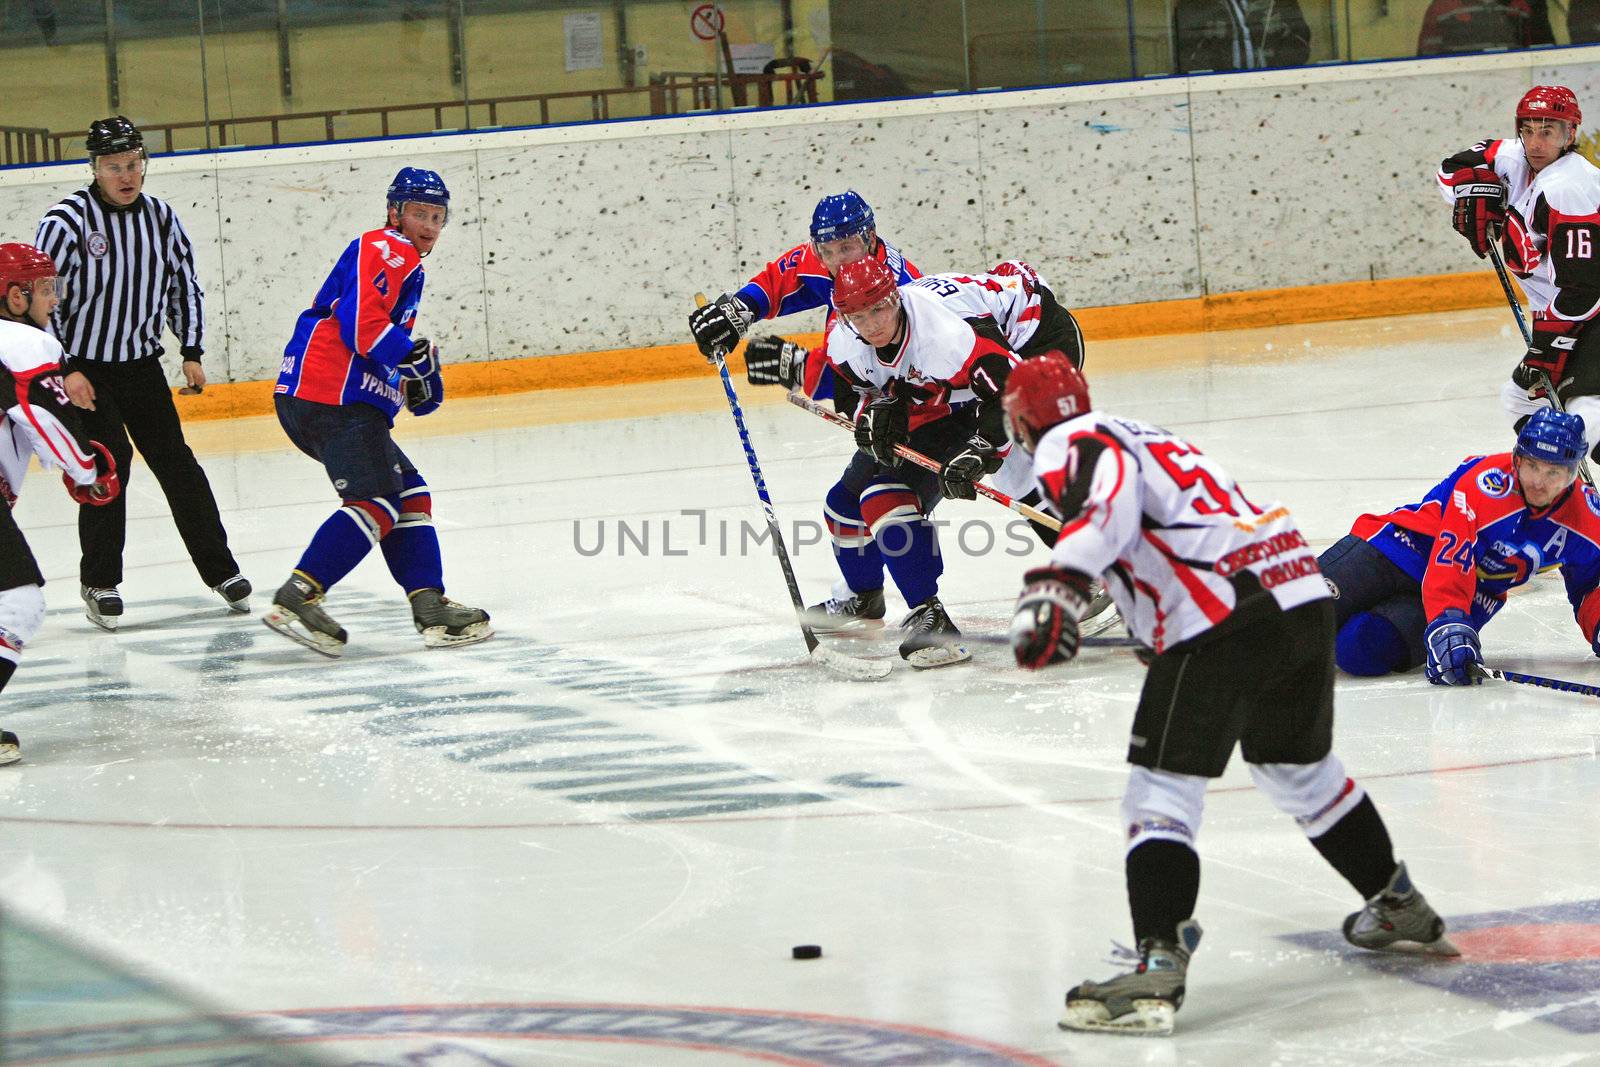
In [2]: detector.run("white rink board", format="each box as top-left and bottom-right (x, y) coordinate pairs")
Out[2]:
(1, 49), (1599, 383)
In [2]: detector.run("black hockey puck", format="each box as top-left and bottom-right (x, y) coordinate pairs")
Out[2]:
(791, 944), (822, 960)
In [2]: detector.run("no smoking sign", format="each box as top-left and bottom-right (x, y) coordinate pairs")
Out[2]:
(690, 2), (724, 40)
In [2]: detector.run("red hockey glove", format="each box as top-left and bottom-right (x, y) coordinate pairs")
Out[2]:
(1450, 167), (1506, 259)
(1513, 319), (1581, 393)
(1010, 567), (1093, 670)
(64, 441), (119, 506)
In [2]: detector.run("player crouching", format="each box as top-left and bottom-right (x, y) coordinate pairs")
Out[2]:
(1002, 355), (1455, 1036)
(266, 168), (490, 656)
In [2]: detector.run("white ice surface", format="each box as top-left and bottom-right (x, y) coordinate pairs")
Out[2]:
(2, 308), (1598, 1066)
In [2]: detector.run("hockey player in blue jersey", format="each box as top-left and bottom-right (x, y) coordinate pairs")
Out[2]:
(1319, 409), (1600, 683)
(264, 167), (491, 657)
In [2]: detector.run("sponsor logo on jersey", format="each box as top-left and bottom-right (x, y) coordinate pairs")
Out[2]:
(86, 231), (108, 258)
(370, 239), (406, 269)
(1453, 488), (1477, 521)
(1586, 486), (1600, 517)
(1477, 468), (1513, 497)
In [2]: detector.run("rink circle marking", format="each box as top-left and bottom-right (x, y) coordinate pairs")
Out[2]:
(1449, 923), (1600, 963)
(5, 1002), (1060, 1066)
(1, 749), (1587, 832)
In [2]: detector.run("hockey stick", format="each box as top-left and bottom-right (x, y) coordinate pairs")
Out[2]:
(694, 294), (890, 682)
(784, 390), (1064, 533)
(1486, 233), (1596, 486)
(958, 633), (1141, 649)
(1476, 663), (1600, 698)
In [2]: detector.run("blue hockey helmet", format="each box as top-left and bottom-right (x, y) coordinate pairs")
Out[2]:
(1514, 408), (1587, 469)
(386, 167), (450, 218)
(810, 191), (875, 244)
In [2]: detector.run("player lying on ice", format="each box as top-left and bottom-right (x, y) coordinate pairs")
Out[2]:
(1318, 408), (1598, 684)
(1001, 354), (1456, 1036)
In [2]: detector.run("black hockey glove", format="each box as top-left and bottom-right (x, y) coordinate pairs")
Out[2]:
(1512, 319), (1579, 392)
(855, 394), (909, 466)
(1450, 166), (1506, 259)
(690, 293), (755, 362)
(744, 336), (807, 388)
(396, 338), (438, 380)
(939, 435), (1003, 500)
(1010, 567), (1093, 671)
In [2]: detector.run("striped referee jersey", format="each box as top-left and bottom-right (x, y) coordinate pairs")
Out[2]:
(33, 185), (204, 366)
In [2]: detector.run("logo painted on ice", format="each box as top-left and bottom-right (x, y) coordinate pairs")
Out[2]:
(1477, 468), (1513, 498)
(5, 1003), (1061, 1065)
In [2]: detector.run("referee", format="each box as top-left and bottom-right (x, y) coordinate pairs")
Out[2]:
(34, 116), (249, 631)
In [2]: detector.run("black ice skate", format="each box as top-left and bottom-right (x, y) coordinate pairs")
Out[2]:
(0, 729), (19, 766)
(409, 588), (493, 649)
(1059, 920), (1202, 1037)
(898, 596), (970, 669)
(81, 586), (122, 632)
(213, 574), (252, 614)
(803, 587), (886, 634)
(1342, 862), (1458, 956)
(263, 574), (348, 658)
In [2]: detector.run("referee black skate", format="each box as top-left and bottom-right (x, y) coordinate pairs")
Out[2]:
(34, 116), (248, 631)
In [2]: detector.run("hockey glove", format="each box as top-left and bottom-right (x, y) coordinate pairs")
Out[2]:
(64, 441), (119, 507)
(405, 367), (443, 417)
(1450, 166), (1506, 259)
(1424, 608), (1484, 686)
(690, 293), (755, 362)
(396, 338), (439, 381)
(939, 435), (1003, 501)
(855, 393), (909, 466)
(744, 336), (807, 388)
(1010, 567), (1093, 671)
(1512, 319), (1580, 392)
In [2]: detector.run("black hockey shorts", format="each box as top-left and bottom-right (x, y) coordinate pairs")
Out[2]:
(276, 395), (418, 502)
(0, 503), (43, 591)
(1018, 284), (1085, 370)
(1128, 598), (1336, 778)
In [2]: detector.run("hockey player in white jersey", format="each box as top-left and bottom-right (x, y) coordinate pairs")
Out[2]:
(1442, 85), (1600, 455)
(806, 256), (1020, 666)
(1002, 355), (1455, 1036)
(0, 243), (120, 765)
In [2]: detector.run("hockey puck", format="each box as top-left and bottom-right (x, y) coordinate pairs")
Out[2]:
(791, 944), (822, 960)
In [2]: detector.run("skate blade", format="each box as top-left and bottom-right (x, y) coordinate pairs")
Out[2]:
(905, 643), (971, 670)
(420, 622), (494, 649)
(223, 599), (251, 615)
(1364, 935), (1461, 958)
(1059, 999), (1174, 1036)
(1080, 608), (1123, 639)
(811, 645), (892, 681)
(84, 612), (118, 632)
(263, 612), (345, 658)
(0, 746), (19, 766)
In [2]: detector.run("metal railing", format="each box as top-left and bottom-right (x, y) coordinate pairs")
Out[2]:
(25, 70), (825, 164)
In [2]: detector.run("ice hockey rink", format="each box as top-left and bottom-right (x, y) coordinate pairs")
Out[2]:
(3, 306), (1599, 1066)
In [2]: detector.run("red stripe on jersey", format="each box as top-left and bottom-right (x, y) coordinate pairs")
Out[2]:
(1131, 572), (1167, 650)
(1143, 529), (1230, 624)
(1017, 305), (1041, 323)
(13, 368), (93, 474)
(294, 314), (354, 404)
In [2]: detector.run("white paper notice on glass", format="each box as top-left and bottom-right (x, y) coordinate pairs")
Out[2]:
(564, 12), (604, 72)
(720, 43), (776, 75)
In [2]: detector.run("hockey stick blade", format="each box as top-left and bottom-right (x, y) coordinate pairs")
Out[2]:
(960, 633), (1143, 650)
(812, 643), (894, 680)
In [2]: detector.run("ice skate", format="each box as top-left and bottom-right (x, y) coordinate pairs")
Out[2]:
(803, 587), (885, 634)
(1342, 862), (1458, 956)
(0, 729), (18, 766)
(81, 586), (122, 632)
(263, 574), (347, 658)
(1059, 920), (1202, 1037)
(898, 596), (970, 669)
(410, 588), (493, 648)
(213, 574), (252, 614)
(1081, 580), (1122, 638)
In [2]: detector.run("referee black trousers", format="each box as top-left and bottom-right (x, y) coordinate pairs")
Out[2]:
(74, 358), (239, 589)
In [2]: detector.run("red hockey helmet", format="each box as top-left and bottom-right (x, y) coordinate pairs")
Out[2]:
(1002, 351), (1091, 454)
(1516, 85), (1581, 128)
(0, 243), (57, 294)
(832, 256), (898, 315)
